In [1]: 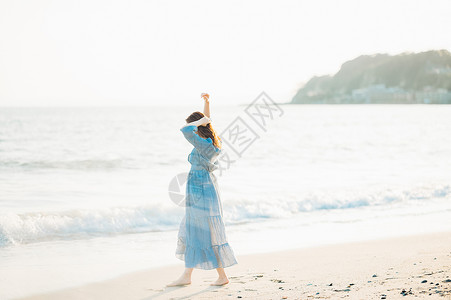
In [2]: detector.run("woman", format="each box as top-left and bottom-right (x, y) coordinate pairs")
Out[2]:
(168, 93), (237, 287)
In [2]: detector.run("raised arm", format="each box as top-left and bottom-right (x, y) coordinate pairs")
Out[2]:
(201, 93), (210, 118)
(180, 116), (212, 152)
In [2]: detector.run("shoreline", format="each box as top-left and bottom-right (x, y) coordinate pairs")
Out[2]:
(18, 231), (451, 300)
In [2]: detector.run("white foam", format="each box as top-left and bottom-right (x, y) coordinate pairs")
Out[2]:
(1, 184), (449, 247)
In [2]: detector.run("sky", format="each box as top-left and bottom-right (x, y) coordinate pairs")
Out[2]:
(0, 0), (450, 106)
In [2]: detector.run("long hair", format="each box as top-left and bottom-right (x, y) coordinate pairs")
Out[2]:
(185, 111), (222, 149)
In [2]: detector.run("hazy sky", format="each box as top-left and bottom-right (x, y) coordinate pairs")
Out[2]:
(0, 0), (450, 106)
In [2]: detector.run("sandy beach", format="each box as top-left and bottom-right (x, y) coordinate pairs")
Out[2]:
(19, 231), (451, 300)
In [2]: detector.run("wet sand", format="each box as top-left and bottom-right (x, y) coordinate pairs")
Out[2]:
(19, 231), (451, 300)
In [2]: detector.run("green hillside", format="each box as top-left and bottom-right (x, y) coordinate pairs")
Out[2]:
(291, 50), (451, 104)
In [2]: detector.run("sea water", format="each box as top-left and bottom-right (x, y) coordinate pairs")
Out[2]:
(1, 105), (450, 299)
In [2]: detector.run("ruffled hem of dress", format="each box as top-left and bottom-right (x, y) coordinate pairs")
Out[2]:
(175, 242), (238, 270)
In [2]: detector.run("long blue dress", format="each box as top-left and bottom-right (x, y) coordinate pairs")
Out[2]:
(175, 125), (238, 270)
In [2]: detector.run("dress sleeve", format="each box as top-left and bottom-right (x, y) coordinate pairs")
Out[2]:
(180, 125), (212, 153)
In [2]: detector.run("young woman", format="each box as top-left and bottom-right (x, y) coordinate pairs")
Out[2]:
(168, 93), (237, 287)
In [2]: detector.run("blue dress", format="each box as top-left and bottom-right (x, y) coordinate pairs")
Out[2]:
(175, 125), (238, 270)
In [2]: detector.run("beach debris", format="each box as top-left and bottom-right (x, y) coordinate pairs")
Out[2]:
(281, 297), (288, 299)
(347, 283), (355, 287)
(271, 279), (285, 283)
(237, 296), (242, 299)
(372, 274), (378, 277)
(333, 288), (351, 292)
(328, 283), (333, 286)
(443, 279), (451, 283)
(381, 294), (387, 299)
(421, 280), (428, 283)
(400, 288), (413, 296)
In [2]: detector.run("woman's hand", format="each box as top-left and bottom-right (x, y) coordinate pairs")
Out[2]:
(202, 93), (211, 118)
(201, 93), (210, 102)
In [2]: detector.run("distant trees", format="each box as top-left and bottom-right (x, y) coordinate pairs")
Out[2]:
(291, 50), (451, 104)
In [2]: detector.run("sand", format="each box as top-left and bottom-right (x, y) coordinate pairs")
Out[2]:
(19, 231), (451, 300)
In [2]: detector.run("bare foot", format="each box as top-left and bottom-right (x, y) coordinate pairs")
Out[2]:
(210, 277), (229, 286)
(166, 276), (191, 287)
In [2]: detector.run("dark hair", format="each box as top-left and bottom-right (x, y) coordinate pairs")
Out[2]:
(185, 111), (222, 149)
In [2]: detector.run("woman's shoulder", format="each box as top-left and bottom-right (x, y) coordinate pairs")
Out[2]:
(205, 137), (222, 150)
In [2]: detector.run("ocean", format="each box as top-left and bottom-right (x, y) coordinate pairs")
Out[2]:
(1, 104), (451, 299)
